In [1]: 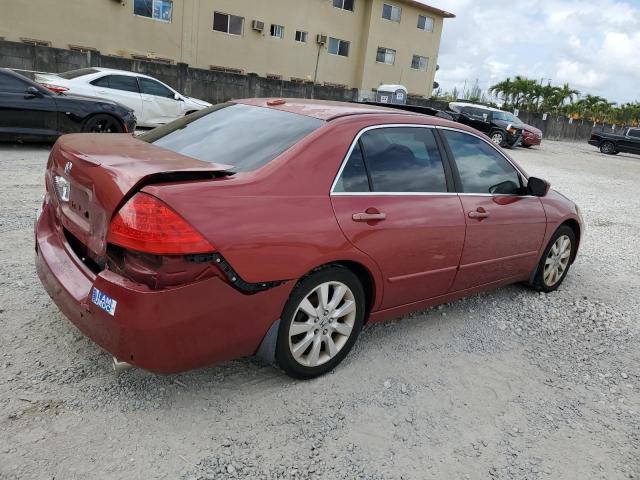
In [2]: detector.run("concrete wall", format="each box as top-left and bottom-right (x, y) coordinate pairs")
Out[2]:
(0, 0), (450, 97)
(0, 40), (359, 105)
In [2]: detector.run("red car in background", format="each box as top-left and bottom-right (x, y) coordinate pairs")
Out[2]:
(35, 99), (582, 379)
(522, 123), (543, 147)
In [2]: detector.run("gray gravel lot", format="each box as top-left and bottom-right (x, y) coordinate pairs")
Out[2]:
(0, 139), (638, 480)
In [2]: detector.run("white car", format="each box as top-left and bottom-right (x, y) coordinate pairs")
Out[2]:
(35, 68), (211, 128)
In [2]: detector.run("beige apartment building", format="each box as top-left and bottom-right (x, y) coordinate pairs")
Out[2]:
(0, 0), (454, 98)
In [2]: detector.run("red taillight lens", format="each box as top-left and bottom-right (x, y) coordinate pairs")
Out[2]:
(41, 83), (69, 93)
(107, 193), (215, 255)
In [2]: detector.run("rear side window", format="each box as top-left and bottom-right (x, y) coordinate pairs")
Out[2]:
(58, 68), (99, 80)
(442, 130), (523, 195)
(91, 75), (140, 93)
(0, 71), (28, 93)
(333, 127), (448, 193)
(140, 103), (324, 172)
(138, 77), (174, 98)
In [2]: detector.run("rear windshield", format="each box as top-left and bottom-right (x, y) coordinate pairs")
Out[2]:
(139, 103), (324, 172)
(58, 68), (100, 79)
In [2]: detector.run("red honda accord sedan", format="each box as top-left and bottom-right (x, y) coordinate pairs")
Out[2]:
(35, 98), (583, 379)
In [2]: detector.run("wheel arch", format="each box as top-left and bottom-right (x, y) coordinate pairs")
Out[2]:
(560, 218), (581, 263)
(82, 112), (126, 132)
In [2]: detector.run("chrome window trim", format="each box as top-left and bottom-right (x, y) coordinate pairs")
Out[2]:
(330, 123), (446, 196)
(329, 123), (531, 197)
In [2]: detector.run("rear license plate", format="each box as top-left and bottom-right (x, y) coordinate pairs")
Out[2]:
(91, 288), (117, 316)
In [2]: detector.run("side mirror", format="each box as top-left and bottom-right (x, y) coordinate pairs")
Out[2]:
(527, 176), (550, 197)
(174, 93), (183, 101)
(25, 86), (42, 98)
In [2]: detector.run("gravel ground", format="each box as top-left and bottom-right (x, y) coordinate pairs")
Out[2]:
(0, 139), (638, 480)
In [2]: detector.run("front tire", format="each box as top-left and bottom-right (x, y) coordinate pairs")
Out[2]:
(531, 226), (576, 293)
(276, 266), (365, 379)
(600, 141), (616, 155)
(82, 114), (124, 134)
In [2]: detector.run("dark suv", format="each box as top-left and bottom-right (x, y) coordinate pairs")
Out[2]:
(448, 102), (524, 147)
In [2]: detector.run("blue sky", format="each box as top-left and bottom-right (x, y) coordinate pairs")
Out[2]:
(427, 0), (640, 104)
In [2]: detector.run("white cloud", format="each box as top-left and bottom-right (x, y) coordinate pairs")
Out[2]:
(426, 0), (640, 103)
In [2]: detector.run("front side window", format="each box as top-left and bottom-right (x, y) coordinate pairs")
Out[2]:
(376, 47), (396, 65)
(295, 30), (308, 43)
(140, 103), (324, 172)
(333, 0), (355, 11)
(334, 127), (448, 193)
(382, 4), (402, 22)
(91, 75), (140, 93)
(417, 15), (434, 31)
(213, 12), (244, 35)
(442, 130), (523, 195)
(134, 0), (173, 22)
(411, 55), (428, 71)
(138, 77), (174, 98)
(328, 37), (350, 57)
(270, 24), (285, 38)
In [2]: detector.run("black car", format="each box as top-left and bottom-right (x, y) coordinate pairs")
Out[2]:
(588, 127), (640, 155)
(0, 68), (136, 142)
(448, 102), (524, 147)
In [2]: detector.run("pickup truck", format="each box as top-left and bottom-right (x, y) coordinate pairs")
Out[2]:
(588, 127), (640, 155)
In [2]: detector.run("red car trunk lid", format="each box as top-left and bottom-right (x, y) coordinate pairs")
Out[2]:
(47, 133), (232, 257)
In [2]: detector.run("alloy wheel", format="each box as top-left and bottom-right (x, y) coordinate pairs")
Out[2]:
(491, 132), (504, 145)
(543, 235), (572, 287)
(288, 281), (356, 367)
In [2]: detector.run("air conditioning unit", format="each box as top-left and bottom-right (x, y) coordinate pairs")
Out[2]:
(316, 34), (328, 45)
(252, 20), (265, 32)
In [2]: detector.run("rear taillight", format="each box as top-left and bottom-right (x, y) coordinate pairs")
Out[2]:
(107, 193), (215, 255)
(41, 83), (69, 93)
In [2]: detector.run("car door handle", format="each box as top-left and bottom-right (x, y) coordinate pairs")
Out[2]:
(352, 212), (386, 222)
(468, 208), (490, 219)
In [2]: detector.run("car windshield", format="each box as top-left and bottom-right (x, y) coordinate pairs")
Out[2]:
(58, 68), (100, 80)
(139, 103), (324, 172)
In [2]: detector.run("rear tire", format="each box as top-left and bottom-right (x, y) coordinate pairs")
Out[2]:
(600, 141), (616, 155)
(531, 226), (576, 293)
(490, 130), (506, 147)
(82, 114), (123, 134)
(276, 266), (365, 379)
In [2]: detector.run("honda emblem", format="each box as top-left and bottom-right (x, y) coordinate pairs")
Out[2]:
(64, 161), (73, 175)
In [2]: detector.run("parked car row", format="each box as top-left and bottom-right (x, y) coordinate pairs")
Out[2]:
(0, 67), (211, 142)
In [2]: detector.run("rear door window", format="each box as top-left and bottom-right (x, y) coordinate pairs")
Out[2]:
(91, 75), (140, 93)
(140, 103), (323, 172)
(333, 127), (448, 193)
(442, 129), (523, 195)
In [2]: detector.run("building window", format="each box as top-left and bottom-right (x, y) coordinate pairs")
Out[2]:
(376, 47), (396, 65)
(213, 11), (244, 35)
(328, 37), (350, 57)
(295, 31), (308, 43)
(382, 4), (402, 22)
(270, 24), (285, 39)
(411, 55), (428, 71)
(134, 0), (173, 22)
(333, 0), (354, 11)
(417, 15), (434, 32)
